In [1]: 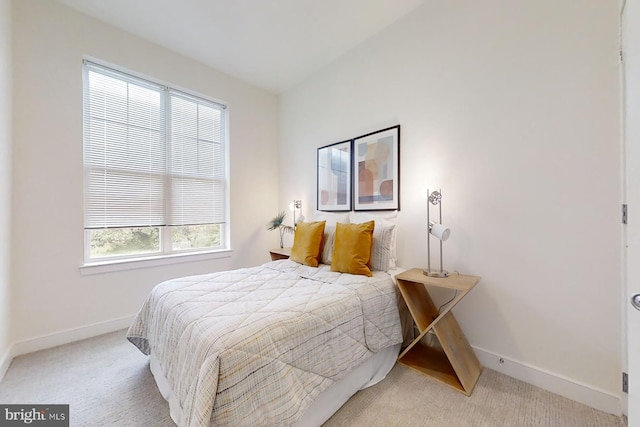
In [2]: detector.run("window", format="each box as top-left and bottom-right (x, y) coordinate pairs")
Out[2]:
(83, 60), (228, 262)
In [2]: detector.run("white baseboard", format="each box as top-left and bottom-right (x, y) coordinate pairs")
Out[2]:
(0, 315), (135, 382)
(0, 346), (12, 383)
(474, 346), (622, 416)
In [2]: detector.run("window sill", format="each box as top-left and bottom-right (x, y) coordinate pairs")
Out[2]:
(80, 249), (233, 275)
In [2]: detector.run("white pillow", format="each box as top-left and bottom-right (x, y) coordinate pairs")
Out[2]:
(349, 211), (398, 270)
(314, 211), (350, 226)
(369, 223), (396, 271)
(349, 211), (397, 225)
(314, 211), (350, 264)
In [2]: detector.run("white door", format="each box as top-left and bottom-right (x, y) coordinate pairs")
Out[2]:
(624, 0), (640, 424)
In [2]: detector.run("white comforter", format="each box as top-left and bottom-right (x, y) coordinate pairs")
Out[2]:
(127, 260), (402, 427)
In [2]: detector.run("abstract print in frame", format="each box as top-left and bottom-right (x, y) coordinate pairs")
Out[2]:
(353, 125), (400, 211)
(317, 140), (352, 211)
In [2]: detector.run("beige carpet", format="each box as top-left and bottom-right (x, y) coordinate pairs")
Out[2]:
(0, 329), (625, 427)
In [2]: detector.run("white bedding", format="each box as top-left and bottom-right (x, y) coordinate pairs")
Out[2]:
(127, 259), (403, 427)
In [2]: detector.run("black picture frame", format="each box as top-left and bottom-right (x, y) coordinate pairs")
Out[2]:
(352, 125), (400, 211)
(317, 140), (352, 211)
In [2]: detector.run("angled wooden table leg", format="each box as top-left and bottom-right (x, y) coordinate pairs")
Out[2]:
(396, 268), (482, 396)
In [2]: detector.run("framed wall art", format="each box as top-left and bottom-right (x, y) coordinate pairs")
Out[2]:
(317, 140), (352, 211)
(353, 125), (400, 211)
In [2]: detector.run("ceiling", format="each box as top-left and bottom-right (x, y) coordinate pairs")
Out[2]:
(58, 0), (425, 94)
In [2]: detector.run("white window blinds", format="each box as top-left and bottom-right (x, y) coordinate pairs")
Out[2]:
(169, 91), (226, 226)
(83, 61), (227, 230)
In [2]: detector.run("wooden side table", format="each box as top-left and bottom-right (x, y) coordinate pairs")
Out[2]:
(395, 268), (482, 396)
(269, 247), (291, 261)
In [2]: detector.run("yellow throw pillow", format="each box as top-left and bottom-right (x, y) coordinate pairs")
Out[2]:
(330, 221), (374, 277)
(290, 221), (326, 267)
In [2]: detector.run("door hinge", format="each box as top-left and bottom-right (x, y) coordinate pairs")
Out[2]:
(620, 49), (624, 63)
(623, 372), (628, 393)
(623, 204), (628, 224)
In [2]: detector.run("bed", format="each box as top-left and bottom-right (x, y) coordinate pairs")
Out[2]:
(127, 212), (408, 427)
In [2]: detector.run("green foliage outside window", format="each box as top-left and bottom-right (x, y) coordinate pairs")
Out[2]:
(172, 224), (221, 250)
(90, 224), (220, 258)
(90, 227), (160, 257)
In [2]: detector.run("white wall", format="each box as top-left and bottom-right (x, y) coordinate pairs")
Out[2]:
(0, 0), (13, 376)
(10, 0), (279, 346)
(280, 0), (622, 412)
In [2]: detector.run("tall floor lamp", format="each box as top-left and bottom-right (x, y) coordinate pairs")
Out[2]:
(424, 189), (451, 277)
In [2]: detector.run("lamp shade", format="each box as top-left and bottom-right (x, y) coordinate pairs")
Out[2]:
(430, 222), (450, 241)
